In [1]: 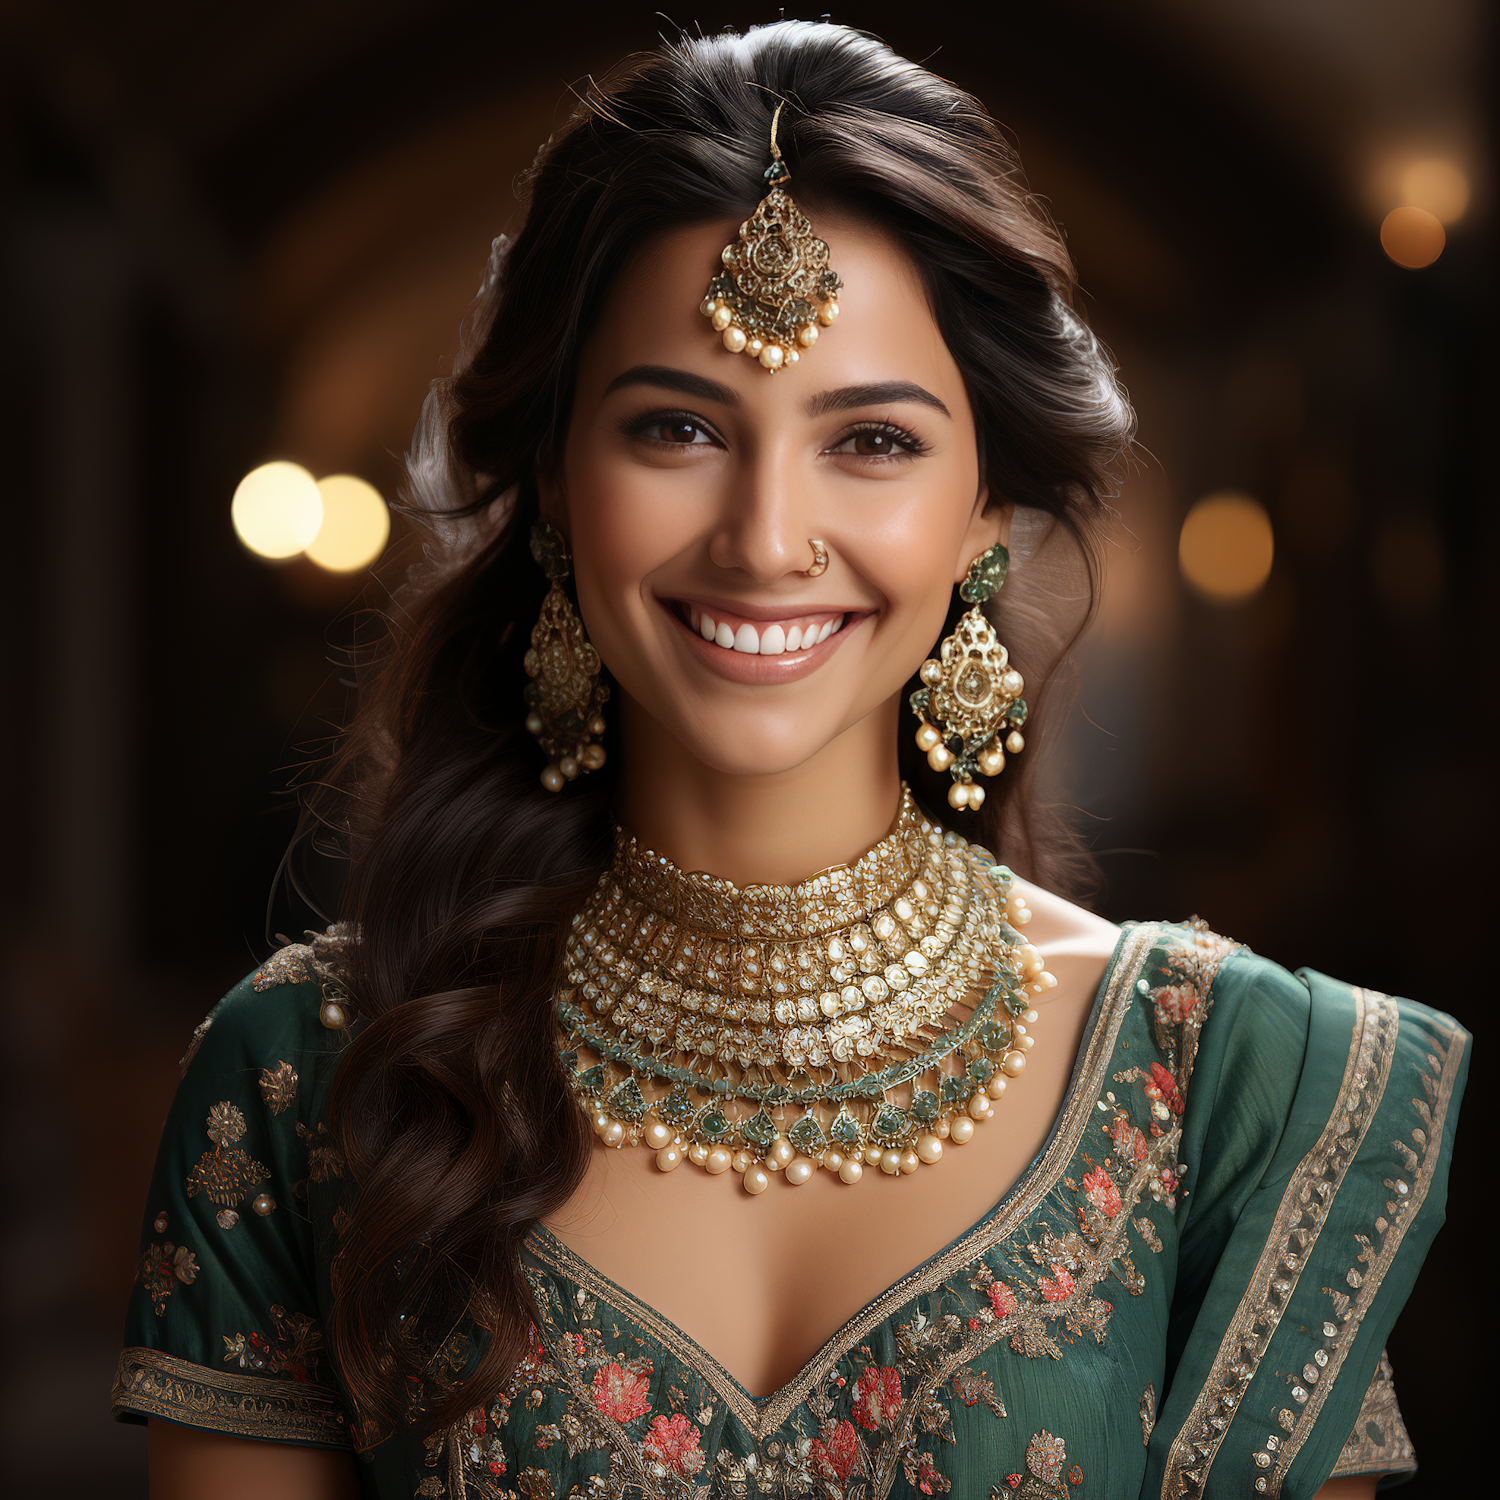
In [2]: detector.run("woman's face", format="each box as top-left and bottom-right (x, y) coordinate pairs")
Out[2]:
(548, 214), (1004, 785)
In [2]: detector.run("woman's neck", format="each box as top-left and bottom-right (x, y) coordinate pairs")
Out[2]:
(612, 691), (905, 887)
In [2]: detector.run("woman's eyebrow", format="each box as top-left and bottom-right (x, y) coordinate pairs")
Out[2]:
(804, 382), (951, 419)
(604, 365), (740, 405)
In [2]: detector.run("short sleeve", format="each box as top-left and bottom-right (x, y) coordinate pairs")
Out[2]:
(1145, 956), (1468, 1498)
(110, 955), (353, 1449)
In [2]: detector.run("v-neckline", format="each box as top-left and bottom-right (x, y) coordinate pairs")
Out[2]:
(526, 922), (1157, 1434)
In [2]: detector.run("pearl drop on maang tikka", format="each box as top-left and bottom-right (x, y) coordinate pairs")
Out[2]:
(556, 790), (1058, 1195)
(700, 102), (842, 373)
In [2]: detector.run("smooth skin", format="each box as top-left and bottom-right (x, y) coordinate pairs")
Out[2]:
(149, 218), (1376, 1497)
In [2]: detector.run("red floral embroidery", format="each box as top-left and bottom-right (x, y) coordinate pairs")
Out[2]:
(853, 1365), (903, 1430)
(1148, 1063), (1184, 1115)
(1107, 1113), (1149, 1163)
(1082, 1165), (1122, 1218)
(591, 1362), (652, 1423)
(1038, 1266), (1077, 1302)
(810, 1418), (860, 1481)
(641, 1412), (705, 1476)
(913, 1450), (944, 1494)
(1153, 983), (1198, 1023)
(987, 1280), (1019, 1317)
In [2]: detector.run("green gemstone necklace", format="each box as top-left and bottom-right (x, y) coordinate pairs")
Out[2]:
(554, 786), (1056, 1194)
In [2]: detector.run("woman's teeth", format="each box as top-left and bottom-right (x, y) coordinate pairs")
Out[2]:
(691, 608), (844, 656)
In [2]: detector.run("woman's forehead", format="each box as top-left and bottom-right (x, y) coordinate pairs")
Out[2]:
(576, 217), (965, 412)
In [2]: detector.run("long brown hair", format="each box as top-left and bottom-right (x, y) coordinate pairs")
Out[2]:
(314, 20), (1133, 1440)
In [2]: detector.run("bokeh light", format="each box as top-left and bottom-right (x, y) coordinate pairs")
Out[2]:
(1178, 493), (1275, 603)
(1380, 206), (1445, 269)
(306, 474), (391, 572)
(231, 461), (324, 558)
(1398, 158), (1469, 224)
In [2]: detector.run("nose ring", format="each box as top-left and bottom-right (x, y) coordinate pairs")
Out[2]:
(803, 538), (829, 577)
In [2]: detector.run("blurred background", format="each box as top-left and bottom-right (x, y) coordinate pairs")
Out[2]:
(0, 1), (1490, 1493)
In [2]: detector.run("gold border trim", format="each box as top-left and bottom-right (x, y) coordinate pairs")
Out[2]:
(1328, 1350), (1415, 1478)
(529, 923), (1160, 1435)
(112, 1347), (349, 1448)
(1267, 1007), (1465, 1493)
(1160, 986), (1397, 1499)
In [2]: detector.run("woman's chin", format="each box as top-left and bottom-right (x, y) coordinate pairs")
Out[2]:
(642, 722), (861, 784)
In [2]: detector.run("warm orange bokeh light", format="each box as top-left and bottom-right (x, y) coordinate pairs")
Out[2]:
(1380, 207), (1445, 269)
(1178, 493), (1275, 603)
(1398, 158), (1469, 224)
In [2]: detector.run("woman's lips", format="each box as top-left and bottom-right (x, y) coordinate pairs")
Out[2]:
(662, 598), (864, 682)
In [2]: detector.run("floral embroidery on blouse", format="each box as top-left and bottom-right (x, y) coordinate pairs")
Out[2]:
(184, 1102), (271, 1208)
(222, 1304), (325, 1382)
(137, 1240), (198, 1315)
(259, 1060), (299, 1113)
(1140, 1383), (1155, 1445)
(296, 1120), (345, 1187)
(997, 1429), (1081, 1497)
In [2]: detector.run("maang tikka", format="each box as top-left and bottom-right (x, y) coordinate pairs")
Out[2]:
(700, 101), (843, 372)
(910, 543), (1028, 811)
(523, 522), (609, 793)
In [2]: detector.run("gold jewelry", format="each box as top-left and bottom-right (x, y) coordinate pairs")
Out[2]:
(554, 787), (1056, 1194)
(699, 101), (842, 373)
(803, 538), (829, 577)
(910, 543), (1027, 812)
(523, 522), (610, 792)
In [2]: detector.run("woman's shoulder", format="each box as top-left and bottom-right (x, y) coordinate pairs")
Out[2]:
(1119, 917), (1471, 1198)
(177, 923), (357, 1086)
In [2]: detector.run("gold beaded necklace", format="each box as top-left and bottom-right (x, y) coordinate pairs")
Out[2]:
(554, 787), (1056, 1194)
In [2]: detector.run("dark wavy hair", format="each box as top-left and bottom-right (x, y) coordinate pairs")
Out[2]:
(313, 20), (1132, 1441)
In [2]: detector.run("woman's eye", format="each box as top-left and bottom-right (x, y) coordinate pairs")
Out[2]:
(630, 413), (717, 446)
(830, 424), (924, 460)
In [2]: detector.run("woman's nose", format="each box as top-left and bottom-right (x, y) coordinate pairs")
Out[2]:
(705, 447), (813, 584)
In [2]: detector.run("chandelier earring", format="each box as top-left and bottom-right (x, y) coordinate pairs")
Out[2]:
(909, 542), (1028, 811)
(523, 522), (610, 793)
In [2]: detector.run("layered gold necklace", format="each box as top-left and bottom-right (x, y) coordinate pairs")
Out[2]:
(554, 787), (1055, 1194)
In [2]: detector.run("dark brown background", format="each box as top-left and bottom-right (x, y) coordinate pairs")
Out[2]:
(0, 2), (1490, 1494)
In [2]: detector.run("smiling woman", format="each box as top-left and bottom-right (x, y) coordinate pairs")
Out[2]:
(114, 20), (1463, 1500)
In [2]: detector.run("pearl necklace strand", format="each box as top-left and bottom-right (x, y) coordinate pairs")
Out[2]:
(555, 788), (1057, 1194)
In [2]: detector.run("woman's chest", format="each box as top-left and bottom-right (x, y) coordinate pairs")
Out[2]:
(412, 1179), (1180, 1500)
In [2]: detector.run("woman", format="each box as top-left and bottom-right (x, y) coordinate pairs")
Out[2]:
(113, 21), (1467, 1499)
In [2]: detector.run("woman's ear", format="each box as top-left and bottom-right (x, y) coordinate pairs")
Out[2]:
(953, 488), (1013, 585)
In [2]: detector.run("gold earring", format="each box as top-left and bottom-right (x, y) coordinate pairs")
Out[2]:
(909, 543), (1027, 811)
(523, 522), (610, 793)
(803, 538), (829, 577)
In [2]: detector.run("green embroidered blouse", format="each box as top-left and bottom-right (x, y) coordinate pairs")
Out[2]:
(112, 921), (1468, 1498)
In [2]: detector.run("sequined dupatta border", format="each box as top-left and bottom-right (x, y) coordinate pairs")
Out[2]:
(527, 922), (1159, 1435)
(1157, 985), (1467, 1499)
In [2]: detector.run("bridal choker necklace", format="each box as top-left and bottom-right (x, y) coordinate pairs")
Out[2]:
(554, 787), (1056, 1194)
